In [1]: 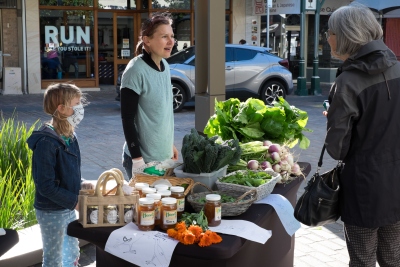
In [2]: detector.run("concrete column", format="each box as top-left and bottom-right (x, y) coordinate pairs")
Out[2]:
(195, 0), (226, 133)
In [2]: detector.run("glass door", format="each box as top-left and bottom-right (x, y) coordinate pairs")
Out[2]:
(113, 13), (135, 85)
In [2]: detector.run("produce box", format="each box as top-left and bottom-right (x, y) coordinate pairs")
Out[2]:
(215, 169), (280, 201)
(78, 168), (139, 228)
(174, 164), (228, 193)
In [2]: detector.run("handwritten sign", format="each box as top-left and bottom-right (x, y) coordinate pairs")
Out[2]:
(255, 194), (301, 236)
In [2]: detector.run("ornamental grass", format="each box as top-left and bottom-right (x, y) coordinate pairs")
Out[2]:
(0, 115), (38, 229)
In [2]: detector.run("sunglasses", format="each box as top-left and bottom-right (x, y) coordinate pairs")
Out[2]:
(324, 30), (335, 40)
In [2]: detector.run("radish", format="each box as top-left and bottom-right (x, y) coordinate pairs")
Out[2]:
(261, 161), (272, 170)
(272, 163), (281, 173)
(263, 140), (272, 147)
(291, 163), (302, 176)
(283, 153), (294, 167)
(247, 160), (259, 170)
(280, 160), (291, 172)
(268, 144), (281, 154)
(270, 152), (281, 162)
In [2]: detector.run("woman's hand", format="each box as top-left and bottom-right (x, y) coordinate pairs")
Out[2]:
(172, 145), (179, 161)
(323, 111), (328, 117)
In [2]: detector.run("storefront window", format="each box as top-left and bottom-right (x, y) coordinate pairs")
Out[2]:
(98, 0), (136, 9)
(193, 0), (230, 10)
(171, 13), (191, 50)
(40, 0), (93, 7)
(152, 0), (190, 10)
(40, 10), (94, 79)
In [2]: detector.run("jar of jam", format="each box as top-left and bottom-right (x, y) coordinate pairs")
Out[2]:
(104, 205), (119, 224)
(154, 184), (169, 191)
(170, 186), (185, 217)
(146, 193), (162, 226)
(204, 194), (221, 226)
(142, 187), (157, 197)
(87, 205), (98, 224)
(160, 197), (177, 230)
(158, 190), (171, 198)
(124, 204), (134, 223)
(138, 198), (155, 231)
(134, 183), (149, 197)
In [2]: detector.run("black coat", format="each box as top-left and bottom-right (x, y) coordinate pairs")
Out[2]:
(325, 39), (400, 228)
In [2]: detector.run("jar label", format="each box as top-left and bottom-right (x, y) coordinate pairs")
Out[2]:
(163, 210), (177, 224)
(140, 211), (155, 226)
(89, 210), (98, 224)
(107, 209), (118, 224)
(215, 207), (221, 221)
(177, 198), (185, 212)
(124, 210), (133, 223)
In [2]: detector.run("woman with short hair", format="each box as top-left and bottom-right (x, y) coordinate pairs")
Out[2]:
(324, 4), (400, 266)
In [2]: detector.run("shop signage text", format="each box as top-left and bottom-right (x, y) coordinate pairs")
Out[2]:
(45, 25), (91, 46)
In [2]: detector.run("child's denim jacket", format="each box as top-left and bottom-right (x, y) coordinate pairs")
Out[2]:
(27, 125), (81, 211)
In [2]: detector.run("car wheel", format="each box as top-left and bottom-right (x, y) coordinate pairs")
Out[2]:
(261, 80), (286, 105)
(172, 83), (186, 112)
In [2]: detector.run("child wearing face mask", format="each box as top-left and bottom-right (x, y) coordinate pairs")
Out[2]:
(27, 83), (86, 267)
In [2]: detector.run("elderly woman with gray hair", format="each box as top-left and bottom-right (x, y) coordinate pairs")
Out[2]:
(324, 4), (400, 267)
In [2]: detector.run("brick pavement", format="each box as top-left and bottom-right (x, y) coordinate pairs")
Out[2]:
(1, 83), (377, 267)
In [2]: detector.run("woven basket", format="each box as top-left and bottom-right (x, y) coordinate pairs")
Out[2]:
(129, 174), (194, 196)
(187, 182), (257, 217)
(215, 169), (281, 201)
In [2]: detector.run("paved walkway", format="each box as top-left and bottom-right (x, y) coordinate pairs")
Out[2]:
(0, 83), (368, 267)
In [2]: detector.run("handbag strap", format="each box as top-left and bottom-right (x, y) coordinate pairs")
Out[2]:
(317, 144), (342, 173)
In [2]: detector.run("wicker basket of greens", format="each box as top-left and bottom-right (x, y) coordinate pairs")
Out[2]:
(187, 182), (257, 217)
(216, 169), (280, 201)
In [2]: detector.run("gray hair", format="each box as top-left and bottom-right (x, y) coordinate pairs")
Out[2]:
(328, 4), (383, 57)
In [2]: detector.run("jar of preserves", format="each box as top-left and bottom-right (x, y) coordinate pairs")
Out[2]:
(104, 205), (119, 224)
(134, 183), (149, 197)
(124, 204), (134, 223)
(142, 187), (157, 197)
(87, 205), (98, 224)
(160, 197), (177, 230)
(138, 198), (155, 231)
(158, 190), (171, 198)
(154, 184), (169, 191)
(170, 186), (185, 217)
(204, 194), (221, 226)
(146, 193), (162, 226)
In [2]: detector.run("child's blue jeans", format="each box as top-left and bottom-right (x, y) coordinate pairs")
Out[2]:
(36, 209), (80, 267)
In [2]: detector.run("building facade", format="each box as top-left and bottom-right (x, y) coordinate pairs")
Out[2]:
(0, 0), (398, 94)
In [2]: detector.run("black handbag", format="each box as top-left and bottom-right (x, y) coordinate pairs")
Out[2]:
(294, 145), (343, 227)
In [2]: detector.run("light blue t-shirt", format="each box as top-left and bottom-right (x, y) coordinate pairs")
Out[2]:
(121, 56), (174, 163)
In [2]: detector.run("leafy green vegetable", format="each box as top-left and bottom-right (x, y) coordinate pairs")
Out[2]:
(180, 209), (208, 231)
(204, 97), (312, 149)
(182, 128), (242, 174)
(219, 170), (272, 187)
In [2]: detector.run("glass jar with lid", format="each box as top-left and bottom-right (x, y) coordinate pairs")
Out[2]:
(123, 204), (134, 223)
(160, 197), (177, 230)
(154, 184), (169, 191)
(134, 183), (149, 197)
(158, 190), (171, 198)
(138, 198), (155, 231)
(142, 187), (157, 197)
(87, 205), (98, 224)
(204, 194), (222, 226)
(170, 186), (185, 217)
(146, 193), (162, 226)
(104, 205), (119, 224)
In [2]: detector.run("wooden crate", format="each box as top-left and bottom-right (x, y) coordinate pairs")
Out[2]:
(78, 168), (139, 228)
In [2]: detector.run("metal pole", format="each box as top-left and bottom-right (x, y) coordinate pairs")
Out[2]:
(266, 2), (270, 49)
(311, 0), (325, 95)
(296, 0), (307, 96)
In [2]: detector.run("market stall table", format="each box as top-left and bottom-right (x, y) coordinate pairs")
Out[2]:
(67, 162), (311, 267)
